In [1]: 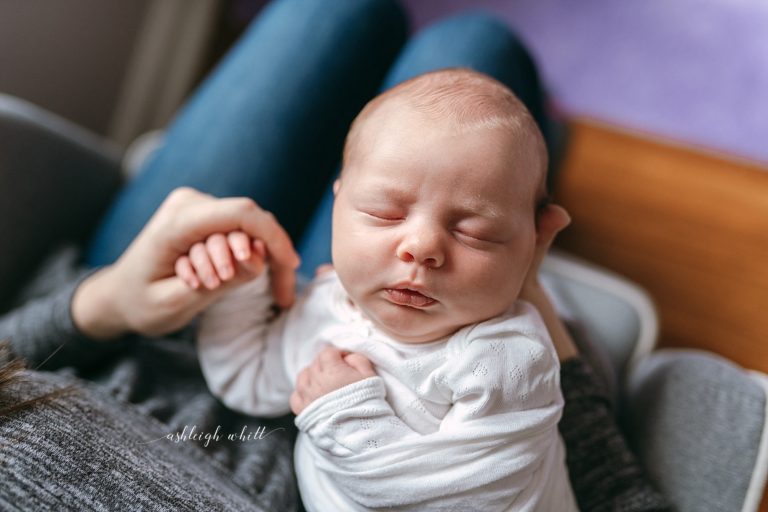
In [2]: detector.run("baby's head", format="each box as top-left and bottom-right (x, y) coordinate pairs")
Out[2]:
(331, 68), (548, 343)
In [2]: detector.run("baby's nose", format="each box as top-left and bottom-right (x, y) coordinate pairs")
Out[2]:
(396, 229), (444, 268)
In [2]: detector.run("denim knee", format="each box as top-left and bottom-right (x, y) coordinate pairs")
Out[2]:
(282, 0), (408, 39)
(383, 10), (537, 93)
(419, 11), (523, 54)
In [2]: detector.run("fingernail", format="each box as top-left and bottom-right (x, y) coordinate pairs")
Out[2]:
(235, 250), (248, 261)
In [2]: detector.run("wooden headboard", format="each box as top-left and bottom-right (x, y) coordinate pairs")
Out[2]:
(553, 119), (768, 373)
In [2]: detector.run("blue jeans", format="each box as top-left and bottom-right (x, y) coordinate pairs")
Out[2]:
(85, 0), (551, 281)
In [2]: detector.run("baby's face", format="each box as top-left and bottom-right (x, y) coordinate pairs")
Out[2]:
(332, 108), (540, 343)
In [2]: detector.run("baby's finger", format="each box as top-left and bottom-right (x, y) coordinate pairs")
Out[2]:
(296, 367), (311, 391)
(317, 345), (344, 370)
(343, 353), (376, 377)
(235, 240), (265, 276)
(228, 231), (251, 262)
(314, 263), (334, 277)
(206, 233), (235, 281)
(189, 242), (220, 289)
(289, 390), (304, 416)
(174, 256), (200, 290)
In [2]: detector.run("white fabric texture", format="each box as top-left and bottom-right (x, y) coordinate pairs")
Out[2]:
(197, 270), (577, 511)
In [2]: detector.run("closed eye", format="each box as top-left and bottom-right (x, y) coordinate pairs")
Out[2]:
(363, 211), (404, 221)
(454, 230), (499, 245)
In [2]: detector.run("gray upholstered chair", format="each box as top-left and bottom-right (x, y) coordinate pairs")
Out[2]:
(542, 250), (768, 512)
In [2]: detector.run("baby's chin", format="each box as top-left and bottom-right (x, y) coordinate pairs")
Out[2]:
(382, 326), (450, 344)
(363, 306), (465, 344)
(378, 325), (454, 344)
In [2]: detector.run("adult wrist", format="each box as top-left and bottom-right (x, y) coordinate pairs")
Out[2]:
(70, 266), (128, 340)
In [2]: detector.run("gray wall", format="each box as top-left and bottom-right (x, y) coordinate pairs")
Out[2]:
(0, 0), (150, 135)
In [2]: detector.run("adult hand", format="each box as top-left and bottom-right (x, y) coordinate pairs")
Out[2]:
(71, 187), (301, 339)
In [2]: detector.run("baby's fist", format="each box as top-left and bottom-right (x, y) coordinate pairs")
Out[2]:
(175, 231), (266, 290)
(290, 346), (376, 415)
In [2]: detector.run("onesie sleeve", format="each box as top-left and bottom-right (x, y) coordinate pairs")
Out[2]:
(294, 376), (416, 456)
(196, 272), (293, 417)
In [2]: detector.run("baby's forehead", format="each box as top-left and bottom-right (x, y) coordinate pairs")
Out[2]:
(361, 105), (537, 174)
(344, 69), (547, 198)
(350, 133), (540, 210)
(366, 90), (522, 137)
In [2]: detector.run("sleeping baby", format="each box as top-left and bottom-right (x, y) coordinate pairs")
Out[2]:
(181, 68), (578, 511)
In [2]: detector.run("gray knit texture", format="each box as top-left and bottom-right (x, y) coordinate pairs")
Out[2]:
(1, 248), (297, 511)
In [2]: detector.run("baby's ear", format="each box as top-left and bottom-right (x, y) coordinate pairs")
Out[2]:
(536, 203), (571, 245)
(333, 179), (341, 195)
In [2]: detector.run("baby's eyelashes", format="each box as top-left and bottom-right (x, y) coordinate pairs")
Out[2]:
(362, 210), (404, 222)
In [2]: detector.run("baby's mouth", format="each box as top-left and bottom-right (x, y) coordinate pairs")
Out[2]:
(384, 288), (437, 308)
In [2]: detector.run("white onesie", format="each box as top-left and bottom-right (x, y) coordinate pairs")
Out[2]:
(197, 270), (578, 511)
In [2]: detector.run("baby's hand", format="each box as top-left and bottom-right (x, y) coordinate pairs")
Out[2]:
(175, 230), (267, 290)
(290, 346), (376, 415)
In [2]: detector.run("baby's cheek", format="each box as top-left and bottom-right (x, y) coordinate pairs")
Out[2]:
(464, 257), (522, 306)
(338, 235), (380, 276)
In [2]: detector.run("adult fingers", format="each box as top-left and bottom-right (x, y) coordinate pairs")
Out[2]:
(129, 269), (256, 337)
(269, 265), (297, 309)
(131, 275), (205, 335)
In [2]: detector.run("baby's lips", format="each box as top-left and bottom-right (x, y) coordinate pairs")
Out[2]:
(385, 288), (437, 307)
